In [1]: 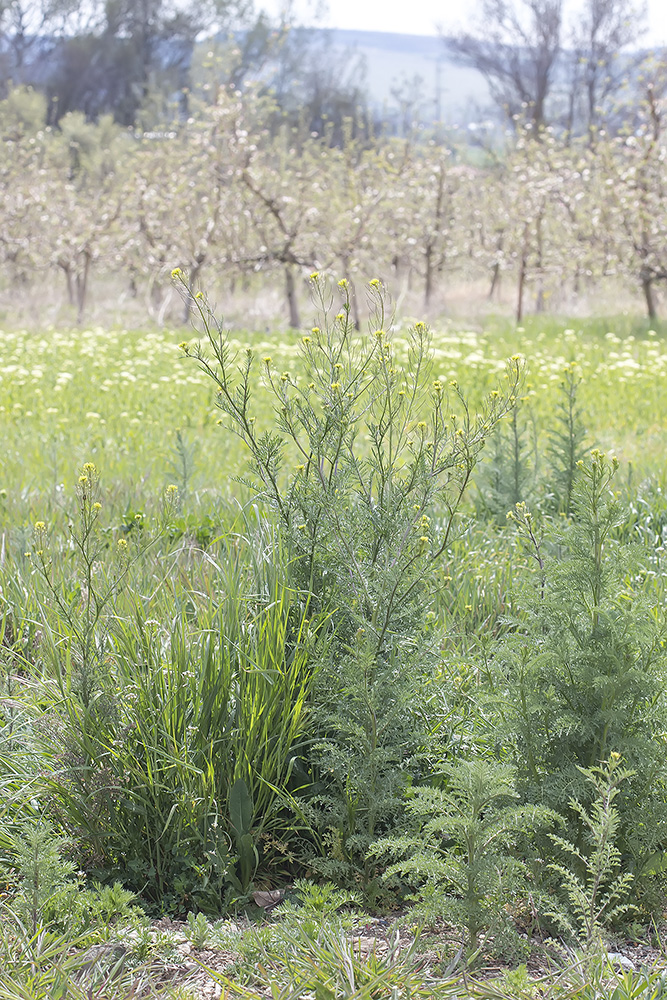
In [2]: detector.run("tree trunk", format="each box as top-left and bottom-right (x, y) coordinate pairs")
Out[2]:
(642, 275), (657, 320)
(75, 250), (91, 323)
(517, 253), (527, 323)
(488, 262), (500, 301)
(61, 263), (74, 306)
(534, 214), (544, 313)
(285, 266), (300, 328)
(424, 245), (434, 307)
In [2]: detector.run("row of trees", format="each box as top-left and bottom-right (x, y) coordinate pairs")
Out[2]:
(2, 82), (666, 324)
(0, 0), (369, 132)
(1, 0), (663, 137)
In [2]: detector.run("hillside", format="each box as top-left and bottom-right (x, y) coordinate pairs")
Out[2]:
(318, 28), (491, 126)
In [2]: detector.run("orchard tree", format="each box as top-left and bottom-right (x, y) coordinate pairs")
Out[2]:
(598, 89), (667, 318)
(238, 119), (336, 327)
(403, 146), (470, 308)
(550, 142), (609, 298)
(474, 131), (574, 319)
(34, 111), (131, 319)
(317, 129), (393, 328)
(0, 87), (50, 283)
(125, 90), (265, 320)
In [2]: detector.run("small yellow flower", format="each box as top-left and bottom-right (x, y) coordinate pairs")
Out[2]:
(78, 475), (88, 486)
(374, 329), (384, 339)
(93, 502), (102, 512)
(415, 321), (426, 331)
(281, 372), (290, 382)
(263, 356), (272, 365)
(310, 271), (319, 281)
(369, 278), (380, 288)
(311, 327), (320, 334)
(35, 521), (46, 531)
(417, 421), (427, 430)
(171, 267), (182, 279)
(419, 535), (429, 544)
(195, 290), (204, 299)
(331, 382), (341, 391)
(302, 336), (312, 344)
(335, 312), (345, 322)
(296, 464), (305, 472)
(337, 278), (348, 288)
(117, 538), (128, 549)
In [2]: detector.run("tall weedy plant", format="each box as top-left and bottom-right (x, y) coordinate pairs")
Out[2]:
(476, 396), (536, 523)
(371, 758), (553, 954)
(546, 362), (589, 515)
(548, 754), (636, 947)
(176, 272), (523, 888)
(496, 451), (667, 908)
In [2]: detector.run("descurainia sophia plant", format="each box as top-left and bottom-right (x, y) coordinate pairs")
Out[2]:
(174, 271), (524, 891)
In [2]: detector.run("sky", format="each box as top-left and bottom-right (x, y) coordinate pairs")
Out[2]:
(259, 0), (667, 46)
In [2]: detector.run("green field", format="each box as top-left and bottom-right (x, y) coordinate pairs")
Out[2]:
(4, 313), (667, 503)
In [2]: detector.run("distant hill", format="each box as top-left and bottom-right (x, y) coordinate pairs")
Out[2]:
(318, 28), (492, 129)
(0, 24), (492, 130)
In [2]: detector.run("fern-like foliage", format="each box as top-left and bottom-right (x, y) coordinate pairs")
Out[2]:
(547, 755), (636, 946)
(370, 758), (554, 951)
(545, 362), (589, 515)
(492, 451), (667, 908)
